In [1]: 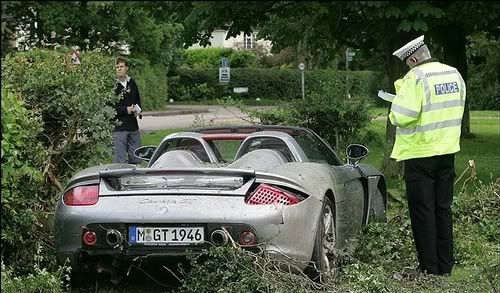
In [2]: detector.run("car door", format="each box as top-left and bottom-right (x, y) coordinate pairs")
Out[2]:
(293, 132), (366, 247)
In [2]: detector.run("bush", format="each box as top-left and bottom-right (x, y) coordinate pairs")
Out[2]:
(1, 89), (51, 275)
(1, 48), (118, 276)
(182, 48), (233, 68)
(180, 245), (321, 293)
(453, 180), (500, 265)
(1, 251), (64, 293)
(181, 48), (260, 69)
(128, 57), (168, 111)
(228, 50), (260, 68)
(168, 68), (383, 102)
(260, 47), (296, 68)
(242, 79), (373, 148)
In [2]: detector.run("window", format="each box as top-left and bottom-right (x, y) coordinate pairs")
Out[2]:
(157, 138), (210, 162)
(242, 137), (294, 162)
(244, 33), (253, 49)
(175, 138), (210, 162)
(293, 133), (342, 166)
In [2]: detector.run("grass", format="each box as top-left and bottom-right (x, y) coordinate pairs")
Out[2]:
(470, 110), (499, 118)
(456, 117), (500, 186)
(140, 128), (185, 146)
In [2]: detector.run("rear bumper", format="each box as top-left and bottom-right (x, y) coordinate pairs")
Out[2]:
(55, 194), (321, 272)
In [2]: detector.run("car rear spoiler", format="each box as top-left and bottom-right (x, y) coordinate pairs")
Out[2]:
(65, 167), (307, 195)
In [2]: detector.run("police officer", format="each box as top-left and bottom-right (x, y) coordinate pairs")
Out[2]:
(388, 35), (466, 275)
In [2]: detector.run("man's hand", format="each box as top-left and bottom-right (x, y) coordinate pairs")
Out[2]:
(127, 105), (134, 114)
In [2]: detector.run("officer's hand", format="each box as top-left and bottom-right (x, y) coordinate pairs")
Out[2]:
(127, 105), (134, 114)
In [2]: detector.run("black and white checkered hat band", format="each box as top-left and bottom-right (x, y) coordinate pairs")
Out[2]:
(402, 41), (424, 60)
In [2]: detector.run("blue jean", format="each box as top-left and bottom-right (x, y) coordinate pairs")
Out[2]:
(113, 130), (141, 164)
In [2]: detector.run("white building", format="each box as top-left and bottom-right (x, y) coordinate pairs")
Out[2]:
(187, 30), (273, 55)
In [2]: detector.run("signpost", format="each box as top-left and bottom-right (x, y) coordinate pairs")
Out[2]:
(345, 48), (356, 99)
(219, 57), (230, 83)
(299, 62), (305, 100)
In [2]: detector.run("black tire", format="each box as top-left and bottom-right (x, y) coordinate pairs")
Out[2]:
(369, 188), (387, 223)
(306, 196), (337, 283)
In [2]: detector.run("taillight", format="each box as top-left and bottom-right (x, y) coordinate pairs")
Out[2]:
(246, 184), (302, 205)
(63, 185), (99, 206)
(82, 230), (97, 246)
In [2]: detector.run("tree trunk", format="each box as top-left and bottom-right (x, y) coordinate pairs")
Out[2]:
(34, 6), (42, 47)
(79, 1), (89, 49)
(381, 32), (416, 178)
(438, 24), (471, 137)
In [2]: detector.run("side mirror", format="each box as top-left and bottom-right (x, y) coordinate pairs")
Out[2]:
(346, 144), (369, 166)
(133, 145), (157, 162)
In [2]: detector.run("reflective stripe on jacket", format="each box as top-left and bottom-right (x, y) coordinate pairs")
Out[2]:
(389, 61), (466, 161)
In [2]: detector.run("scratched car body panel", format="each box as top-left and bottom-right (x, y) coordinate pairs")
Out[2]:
(54, 125), (387, 280)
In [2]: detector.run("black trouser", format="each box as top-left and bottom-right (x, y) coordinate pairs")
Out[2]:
(404, 154), (455, 275)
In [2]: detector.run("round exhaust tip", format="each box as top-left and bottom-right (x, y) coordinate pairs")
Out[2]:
(106, 229), (123, 248)
(239, 231), (257, 246)
(210, 229), (229, 246)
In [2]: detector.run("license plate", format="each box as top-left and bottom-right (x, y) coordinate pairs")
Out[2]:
(129, 226), (204, 245)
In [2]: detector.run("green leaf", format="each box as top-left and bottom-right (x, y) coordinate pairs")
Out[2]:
(384, 6), (401, 18)
(412, 19), (429, 32)
(397, 19), (413, 32)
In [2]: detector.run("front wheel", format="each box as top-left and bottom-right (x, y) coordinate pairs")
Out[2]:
(306, 196), (337, 283)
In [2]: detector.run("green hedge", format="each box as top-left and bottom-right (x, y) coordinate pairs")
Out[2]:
(182, 48), (260, 69)
(127, 57), (168, 111)
(1, 48), (118, 276)
(168, 68), (384, 101)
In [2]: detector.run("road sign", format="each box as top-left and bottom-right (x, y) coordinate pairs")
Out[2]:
(298, 63), (305, 71)
(347, 57), (353, 62)
(219, 67), (230, 83)
(347, 52), (356, 56)
(220, 57), (229, 68)
(233, 87), (248, 93)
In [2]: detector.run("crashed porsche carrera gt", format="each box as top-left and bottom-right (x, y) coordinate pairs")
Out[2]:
(54, 125), (387, 283)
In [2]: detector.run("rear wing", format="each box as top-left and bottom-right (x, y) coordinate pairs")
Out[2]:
(64, 167), (307, 196)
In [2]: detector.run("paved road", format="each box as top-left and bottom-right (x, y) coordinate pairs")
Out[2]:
(137, 104), (500, 133)
(139, 105), (274, 132)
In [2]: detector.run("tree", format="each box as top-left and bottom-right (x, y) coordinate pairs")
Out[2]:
(178, 1), (499, 177)
(430, 1), (500, 137)
(1, 1), (184, 66)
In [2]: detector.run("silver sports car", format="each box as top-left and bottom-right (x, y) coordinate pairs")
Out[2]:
(54, 125), (387, 284)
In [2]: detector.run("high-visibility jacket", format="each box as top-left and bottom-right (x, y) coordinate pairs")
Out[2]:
(389, 61), (466, 161)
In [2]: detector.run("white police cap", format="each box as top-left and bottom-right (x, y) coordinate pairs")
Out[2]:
(392, 35), (425, 61)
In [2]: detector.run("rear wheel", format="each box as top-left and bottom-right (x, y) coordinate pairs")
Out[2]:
(307, 196), (337, 283)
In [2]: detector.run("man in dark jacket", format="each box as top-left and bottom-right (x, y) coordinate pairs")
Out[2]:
(113, 56), (142, 164)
